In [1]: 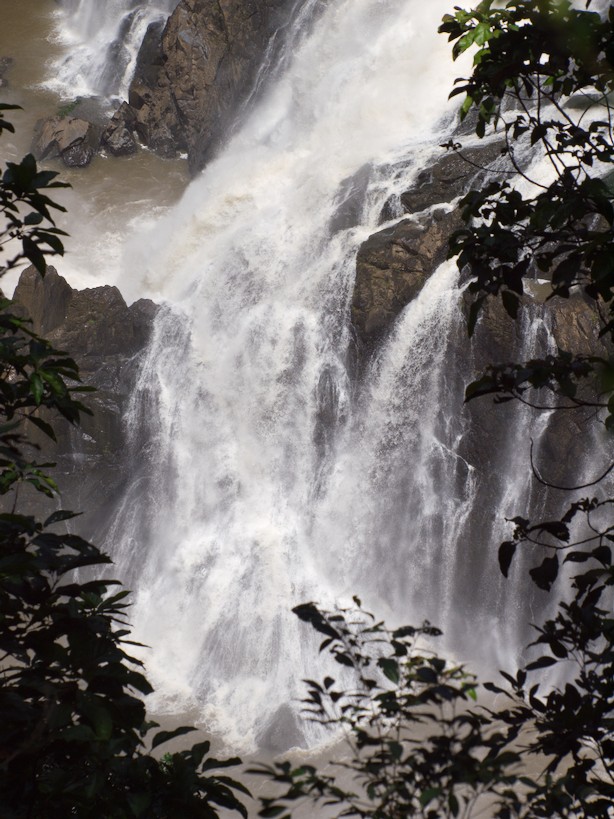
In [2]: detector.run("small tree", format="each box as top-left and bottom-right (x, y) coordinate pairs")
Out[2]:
(0, 105), (248, 818)
(255, 601), (524, 819)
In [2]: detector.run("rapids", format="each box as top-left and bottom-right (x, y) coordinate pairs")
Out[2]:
(2, 0), (583, 753)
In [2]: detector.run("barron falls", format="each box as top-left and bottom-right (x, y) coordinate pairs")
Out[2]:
(0, 0), (609, 756)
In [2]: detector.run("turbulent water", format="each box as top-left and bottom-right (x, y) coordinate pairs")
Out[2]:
(48, 0), (180, 99)
(34, 0), (585, 752)
(101, 0), (491, 750)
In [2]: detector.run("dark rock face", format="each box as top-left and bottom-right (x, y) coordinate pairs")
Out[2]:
(399, 141), (506, 215)
(11, 267), (157, 539)
(128, 0), (296, 172)
(101, 102), (139, 157)
(352, 140), (507, 353)
(352, 210), (460, 349)
(457, 289), (612, 491)
(32, 117), (101, 168)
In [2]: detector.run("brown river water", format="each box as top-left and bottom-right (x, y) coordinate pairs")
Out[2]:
(0, 0), (189, 297)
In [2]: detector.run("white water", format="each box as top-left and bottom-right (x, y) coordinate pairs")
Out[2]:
(43, 0), (573, 753)
(48, 0), (179, 100)
(104, 0), (486, 751)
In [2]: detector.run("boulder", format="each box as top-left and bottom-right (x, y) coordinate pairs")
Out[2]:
(352, 140), (508, 353)
(393, 140), (507, 218)
(101, 102), (139, 157)
(32, 116), (101, 168)
(12, 265), (72, 336)
(127, 0), (296, 172)
(352, 209), (461, 350)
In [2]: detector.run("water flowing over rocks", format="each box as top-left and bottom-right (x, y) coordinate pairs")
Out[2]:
(398, 140), (506, 215)
(352, 140), (506, 351)
(127, 0), (296, 171)
(11, 267), (157, 540)
(352, 209), (461, 350)
(468, 292), (612, 487)
(11, 0), (614, 750)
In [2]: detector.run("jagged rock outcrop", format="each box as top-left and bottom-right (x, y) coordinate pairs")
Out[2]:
(352, 209), (460, 348)
(11, 266), (157, 539)
(398, 141), (506, 215)
(101, 102), (139, 157)
(128, 0), (296, 172)
(32, 116), (101, 168)
(352, 140), (507, 352)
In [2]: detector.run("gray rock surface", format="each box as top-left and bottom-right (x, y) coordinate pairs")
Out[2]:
(352, 209), (461, 350)
(101, 102), (139, 157)
(352, 140), (508, 353)
(399, 141), (506, 215)
(128, 0), (296, 172)
(32, 116), (101, 168)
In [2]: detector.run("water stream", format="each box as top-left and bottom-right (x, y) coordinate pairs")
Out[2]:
(2, 0), (582, 753)
(47, 0), (180, 100)
(101, 0), (502, 750)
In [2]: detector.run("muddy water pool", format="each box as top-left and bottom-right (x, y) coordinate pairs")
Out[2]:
(0, 0), (189, 298)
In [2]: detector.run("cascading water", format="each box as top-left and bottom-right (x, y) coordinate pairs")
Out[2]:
(48, 0), (179, 99)
(42, 0), (590, 752)
(103, 0), (495, 751)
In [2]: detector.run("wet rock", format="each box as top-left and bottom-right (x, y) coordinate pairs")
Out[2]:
(101, 102), (139, 157)
(330, 164), (372, 233)
(12, 266), (72, 336)
(352, 209), (461, 350)
(128, 0), (297, 172)
(11, 266), (159, 539)
(399, 140), (507, 215)
(352, 140), (508, 354)
(459, 290), (612, 486)
(32, 116), (101, 168)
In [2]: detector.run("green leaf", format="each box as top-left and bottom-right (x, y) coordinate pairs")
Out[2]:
(29, 372), (44, 405)
(151, 725), (197, 750)
(420, 787), (441, 807)
(377, 657), (399, 684)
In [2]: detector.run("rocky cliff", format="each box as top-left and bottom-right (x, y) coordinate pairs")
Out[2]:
(351, 140), (506, 352)
(127, 0), (297, 172)
(10, 266), (157, 541)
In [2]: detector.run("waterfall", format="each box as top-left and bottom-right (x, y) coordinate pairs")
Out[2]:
(103, 0), (478, 750)
(47, 0), (179, 99)
(78, 0), (581, 752)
